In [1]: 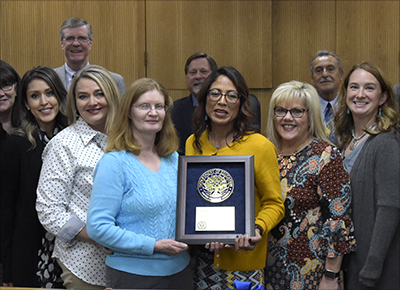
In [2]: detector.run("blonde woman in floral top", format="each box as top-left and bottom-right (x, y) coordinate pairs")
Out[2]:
(265, 81), (355, 290)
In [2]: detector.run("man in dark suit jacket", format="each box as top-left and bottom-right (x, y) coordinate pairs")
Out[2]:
(170, 52), (261, 154)
(170, 53), (217, 154)
(55, 17), (126, 96)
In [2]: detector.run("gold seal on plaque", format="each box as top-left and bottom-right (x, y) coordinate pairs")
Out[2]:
(197, 168), (234, 203)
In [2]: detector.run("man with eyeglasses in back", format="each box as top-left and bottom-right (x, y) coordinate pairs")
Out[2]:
(310, 50), (344, 144)
(54, 17), (126, 96)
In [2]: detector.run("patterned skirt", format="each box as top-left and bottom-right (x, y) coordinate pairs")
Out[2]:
(193, 247), (264, 290)
(37, 232), (64, 288)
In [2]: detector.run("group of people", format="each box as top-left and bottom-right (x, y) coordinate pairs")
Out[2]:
(0, 16), (399, 290)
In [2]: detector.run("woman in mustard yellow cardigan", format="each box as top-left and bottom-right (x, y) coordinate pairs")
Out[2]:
(185, 66), (284, 289)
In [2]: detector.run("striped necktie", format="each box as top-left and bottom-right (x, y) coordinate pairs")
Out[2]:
(324, 103), (335, 142)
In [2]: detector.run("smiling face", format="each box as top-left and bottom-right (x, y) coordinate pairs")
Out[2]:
(206, 75), (240, 131)
(75, 78), (108, 132)
(346, 69), (387, 124)
(61, 26), (92, 70)
(311, 55), (343, 101)
(186, 58), (212, 97)
(0, 83), (17, 116)
(26, 79), (59, 132)
(129, 89), (166, 137)
(273, 98), (310, 150)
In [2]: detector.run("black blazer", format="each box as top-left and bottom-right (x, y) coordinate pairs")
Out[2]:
(170, 96), (195, 155)
(0, 133), (46, 286)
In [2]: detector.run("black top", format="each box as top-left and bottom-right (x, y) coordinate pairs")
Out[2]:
(0, 133), (46, 286)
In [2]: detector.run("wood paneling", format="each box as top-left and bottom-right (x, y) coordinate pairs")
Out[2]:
(272, 1), (337, 86)
(0, 1), (145, 85)
(1, 0), (399, 133)
(337, 1), (399, 84)
(146, 0), (272, 89)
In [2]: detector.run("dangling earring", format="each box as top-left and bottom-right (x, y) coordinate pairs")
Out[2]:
(378, 107), (382, 116)
(205, 115), (208, 121)
(347, 108), (350, 115)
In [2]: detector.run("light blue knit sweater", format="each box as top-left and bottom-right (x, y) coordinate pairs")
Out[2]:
(87, 150), (190, 276)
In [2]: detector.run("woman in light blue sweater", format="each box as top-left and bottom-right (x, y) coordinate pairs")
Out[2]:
(87, 78), (192, 289)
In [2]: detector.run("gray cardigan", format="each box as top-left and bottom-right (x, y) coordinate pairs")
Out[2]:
(344, 129), (400, 289)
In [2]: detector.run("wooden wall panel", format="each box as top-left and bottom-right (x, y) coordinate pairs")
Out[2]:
(337, 1), (399, 85)
(146, 0), (272, 90)
(272, 1), (337, 87)
(0, 1), (145, 86)
(1, 0), (399, 133)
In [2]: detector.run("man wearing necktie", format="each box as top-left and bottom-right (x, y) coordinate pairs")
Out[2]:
(54, 17), (126, 96)
(310, 50), (344, 144)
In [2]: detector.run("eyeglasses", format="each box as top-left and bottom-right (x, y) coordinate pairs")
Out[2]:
(0, 82), (15, 92)
(274, 107), (308, 118)
(63, 36), (91, 44)
(208, 89), (240, 104)
(134, 103), (168, 112)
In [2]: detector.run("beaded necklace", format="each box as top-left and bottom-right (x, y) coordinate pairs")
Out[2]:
(278, 138), (313, 177)
(277, 153), (296, 177)
(349, 122), (376, 150)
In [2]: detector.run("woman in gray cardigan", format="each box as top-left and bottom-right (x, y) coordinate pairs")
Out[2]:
(335, 62), (400, 289)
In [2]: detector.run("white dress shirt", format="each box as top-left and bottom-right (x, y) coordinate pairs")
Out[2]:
(64, 62), (90, 90)
(319, 95), (338, 120)
(36, 117), (107, 286)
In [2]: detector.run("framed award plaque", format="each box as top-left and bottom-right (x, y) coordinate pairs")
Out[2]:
(176, 155), (255, 244)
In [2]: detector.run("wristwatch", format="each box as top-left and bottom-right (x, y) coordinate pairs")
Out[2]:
(324, 269), (340, 279)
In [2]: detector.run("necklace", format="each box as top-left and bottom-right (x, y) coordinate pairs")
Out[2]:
(350, 122), (376, 150)
(209, 133), (234, 150)
(278, 153), (296, 177)
(278, 138), (313, 177)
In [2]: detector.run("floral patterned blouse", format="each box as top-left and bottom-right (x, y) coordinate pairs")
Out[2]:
(265, 139), (356, 290)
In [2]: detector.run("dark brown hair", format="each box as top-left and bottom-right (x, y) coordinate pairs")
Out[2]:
(191, 66), (257, 154)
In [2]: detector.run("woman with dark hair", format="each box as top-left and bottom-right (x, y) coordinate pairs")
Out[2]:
(87, 78), (192, 289)
(0, 60), (21, 144)
(0, 66), (67, 287)
(186, 66), (284, 289)
(334, 62), (400, 289)
(36, 65), (120, 290)
(0, 60), (21, 284)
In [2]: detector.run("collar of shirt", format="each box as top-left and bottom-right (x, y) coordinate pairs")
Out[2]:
(75, 117), (107, 150)
(65, 62), (90, 89)
(191, 94), (198, 107)
(319, 94), (338, 117)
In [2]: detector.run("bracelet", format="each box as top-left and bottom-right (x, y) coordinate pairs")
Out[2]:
(255, 224), (263, 236)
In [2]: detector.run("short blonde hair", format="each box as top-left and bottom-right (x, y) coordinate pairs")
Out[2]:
(66, 65), (120, 133)
(106, 78), (178, 156)
(266, 80), (330, 148)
